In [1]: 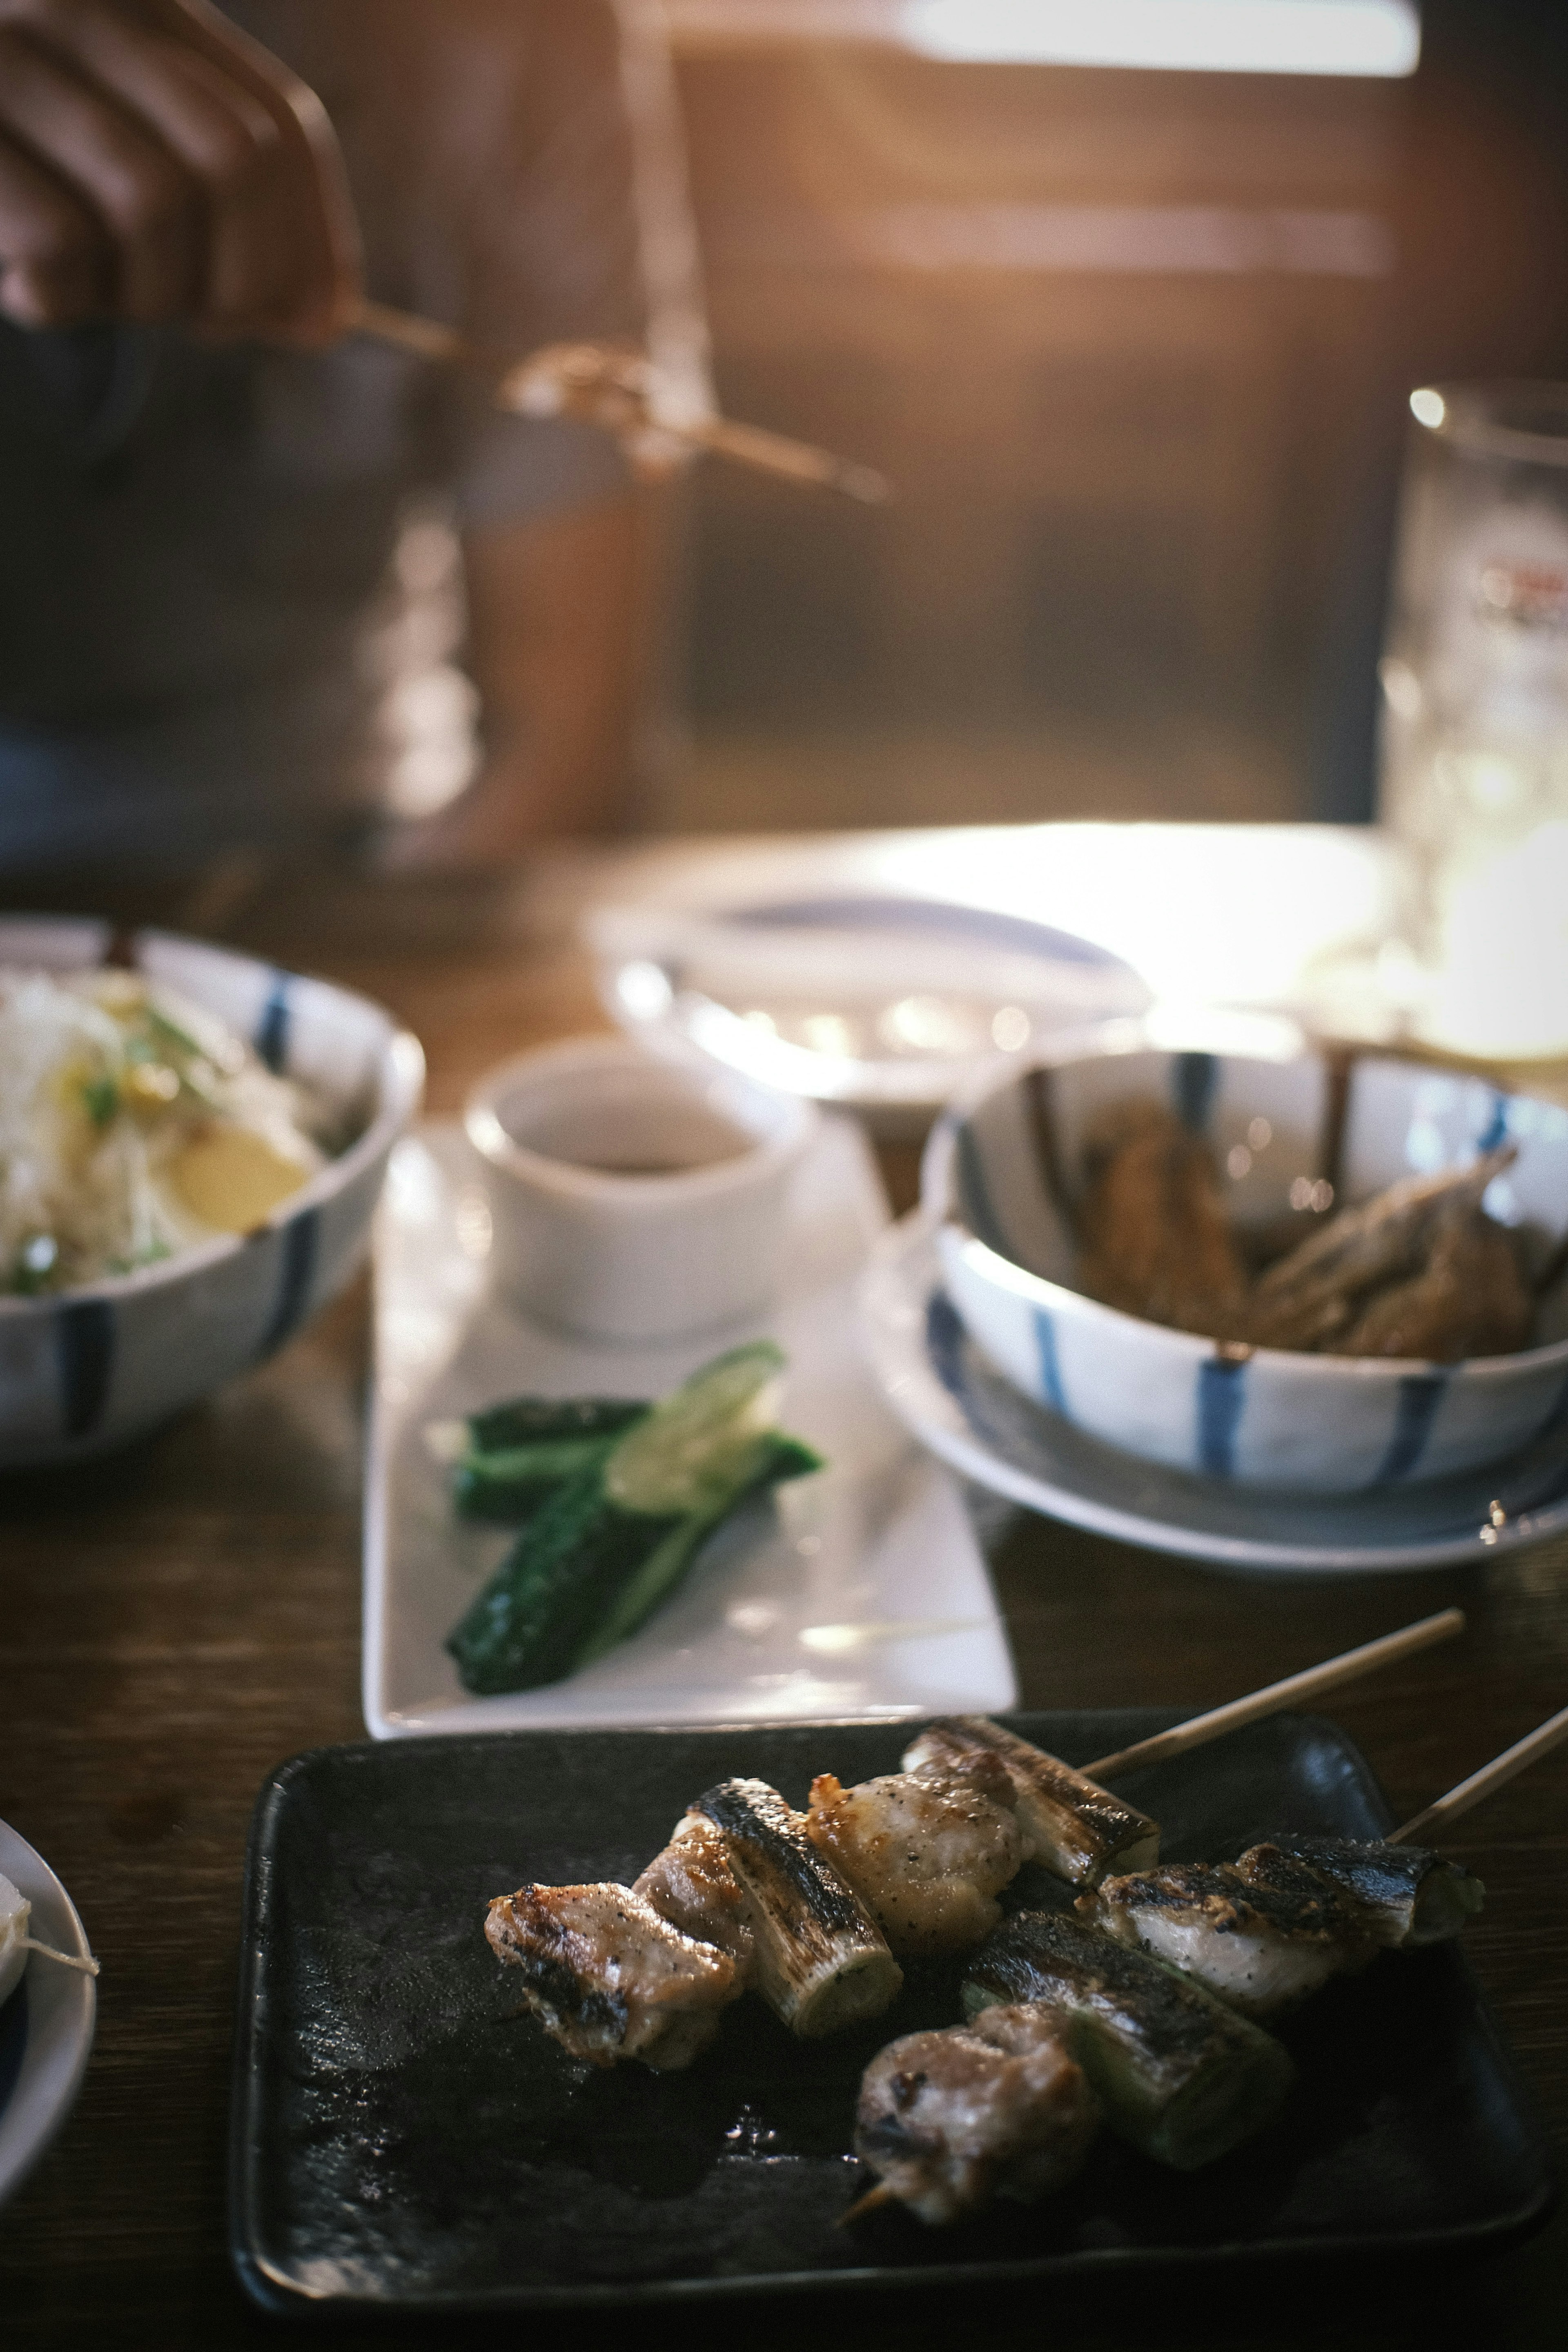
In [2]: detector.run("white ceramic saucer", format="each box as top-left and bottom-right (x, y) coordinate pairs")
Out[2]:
(858, 1213), (1568, 1576)
(0, 1821), (96, 2208)
(364, 1117), (1016, 1732)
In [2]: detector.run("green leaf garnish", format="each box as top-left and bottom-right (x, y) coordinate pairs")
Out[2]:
(81, 1077), (119, 1129)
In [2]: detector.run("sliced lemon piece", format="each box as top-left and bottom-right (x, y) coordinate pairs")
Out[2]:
(170, 1126), (312, 1234)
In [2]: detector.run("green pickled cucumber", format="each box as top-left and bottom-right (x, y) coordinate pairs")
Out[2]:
(445, 1348), (821, 1695)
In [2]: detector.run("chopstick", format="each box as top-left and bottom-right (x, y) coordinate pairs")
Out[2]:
(1390, 1701), (1568, 1845)
(347, 298), (891, 501)
(351, 297), (469, 365)
(1080, 1608), (1466, 1783)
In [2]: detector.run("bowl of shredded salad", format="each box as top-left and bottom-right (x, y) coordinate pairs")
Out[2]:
(0, 919), (423, 1466)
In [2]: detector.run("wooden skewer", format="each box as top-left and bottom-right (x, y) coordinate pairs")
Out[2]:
(684, 415), (889, 503)
(1080, 1607), (1466, 1783)
(1390, 1701), (1568, 1846)
(838, 2181), (898, 2227)
(346, 299), (890, 500)
(350, 297), (470, 365)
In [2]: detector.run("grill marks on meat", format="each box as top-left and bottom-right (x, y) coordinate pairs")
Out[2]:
(484, 1882), (742, 2070)
(903, 1717), (1160, 1889)
(1081, 1856), (1376, 2017)
(961, 1909), (1295, 2172)
(804, 1752), (1025, 1955)
(634, 1811), (756, 1968)
(854, 2007), (1099, 2225)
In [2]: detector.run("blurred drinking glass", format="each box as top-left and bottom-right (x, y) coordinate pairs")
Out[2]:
(1378, 382), (1568, 1059)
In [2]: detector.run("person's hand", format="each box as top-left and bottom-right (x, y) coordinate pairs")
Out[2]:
(0, 0), (359, 337)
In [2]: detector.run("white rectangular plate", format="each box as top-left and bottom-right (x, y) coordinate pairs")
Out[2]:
(363, 1117), (1015, 1734)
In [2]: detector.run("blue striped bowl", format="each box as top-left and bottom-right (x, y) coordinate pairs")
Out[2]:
(0, 919), (423, 1468)
(923, 1020), (1568, 1494)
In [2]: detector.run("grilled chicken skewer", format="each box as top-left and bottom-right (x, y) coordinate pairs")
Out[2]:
(484, 1882), (743, 2070)
(690, 1778), (904, 2036)
(1078, 1704), (1567, 2020)
(633, 1810), (756, 1967)
(895, 1611), (1462, 1896)
(852, 2005), (1100, 2226)
(804, 1746), (1025, 1955)
(1081, 1847), (1383, 2018)
(903, 1717), (1160, 1891)
(961, 1910), (1295, 2171)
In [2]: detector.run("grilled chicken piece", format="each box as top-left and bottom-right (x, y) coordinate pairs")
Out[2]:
(1074, 1099), (1252, 1339)
(962, 1910), (1294, 2170)
(1238, 1837), (1484, 1950)
(693, 1777), (904, 2037)
(903, 1717), (1160, 1890)
(1080, 1855), (1376, 2018)
(634, 1812), (756, 1970)
(485, 1882), (741, 2070)
(853, 2007), (1099, 2226)
(804, 1751), (1025, 1955)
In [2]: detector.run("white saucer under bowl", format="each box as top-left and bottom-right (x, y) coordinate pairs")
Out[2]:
(0, 1820), (96, 2208)
(858, 1214), (1568, 1576)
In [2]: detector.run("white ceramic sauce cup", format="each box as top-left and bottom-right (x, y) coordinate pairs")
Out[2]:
(464, 1036), (818, 1341)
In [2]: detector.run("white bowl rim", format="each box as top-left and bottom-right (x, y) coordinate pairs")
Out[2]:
(0, 928), (424, 1318)
(927, 1029), (1568, 1387)
(464, 1033), (818, 1210)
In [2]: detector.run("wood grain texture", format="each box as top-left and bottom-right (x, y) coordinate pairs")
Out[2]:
(2, 860), (1566, 2349)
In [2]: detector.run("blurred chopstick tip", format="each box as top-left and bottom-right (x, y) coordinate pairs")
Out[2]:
(838, 463), (893, 504)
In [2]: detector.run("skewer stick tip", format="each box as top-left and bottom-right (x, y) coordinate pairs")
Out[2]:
(838, 2182), (899, 2227)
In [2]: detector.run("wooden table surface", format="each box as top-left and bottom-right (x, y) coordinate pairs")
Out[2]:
(2, 862), (1565, 2350)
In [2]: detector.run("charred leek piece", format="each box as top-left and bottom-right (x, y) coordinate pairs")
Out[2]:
(1080, 1855), (1375, 2018)
(1241, 1837), (1484, 1950)
(962, 1909), (1294, 2170)
(693, 1777), (904, 2037)
(903, 1717), (1160, 1890)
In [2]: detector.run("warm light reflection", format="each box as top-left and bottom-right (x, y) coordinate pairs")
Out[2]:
(903, 0), (1420, 75)
(665, 1), (1421, 78)
(1410, 386), (1447, 429)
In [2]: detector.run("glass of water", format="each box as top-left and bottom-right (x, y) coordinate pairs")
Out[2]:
(1378, 382), (1568, 1058)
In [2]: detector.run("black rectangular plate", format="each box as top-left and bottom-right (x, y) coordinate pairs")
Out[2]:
(229, 1712), (1555, 2314)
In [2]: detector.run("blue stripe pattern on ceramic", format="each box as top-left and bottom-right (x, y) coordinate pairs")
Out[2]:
(1373, 1372), (1447, 1485)
(958, 1123), (1013, 1261)
(254, 972), (291, 1075)
(1033, 1307), (1067, 1415)
(926, 1289), (968, 1400)
(1174, 1051), (1219, 1134)
(258, 1210), (318, 1359)
(1478, 1091), (1510, 1153)
(55, 1298), (115, 1439)
(1196, 1353), (1246, 1477)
